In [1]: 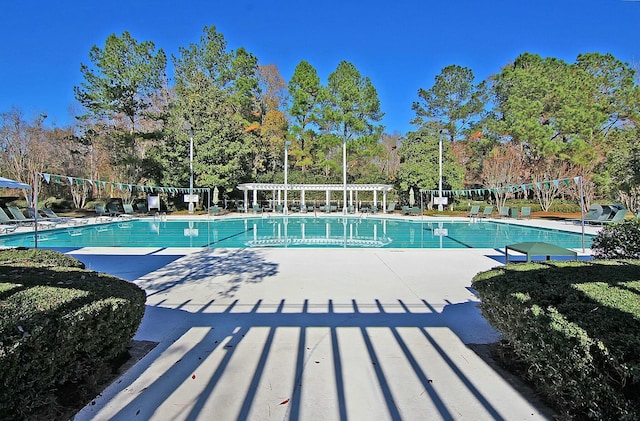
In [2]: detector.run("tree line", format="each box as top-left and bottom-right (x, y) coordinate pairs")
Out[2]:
(1, 26), (638, 212)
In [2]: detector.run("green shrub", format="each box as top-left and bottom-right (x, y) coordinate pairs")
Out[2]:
(472, 261), (640, 420)
(0, 249), (146, 420)
(592, 218), (640, 259)
(0, 248), (85, 268)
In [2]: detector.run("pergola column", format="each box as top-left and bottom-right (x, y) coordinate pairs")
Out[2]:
(243, 189), (248, 212)
(373, 189), (378, 207)
(301, 190), (306, 206)
(383, 190), (387, 213)
(325, 190), (330, 209)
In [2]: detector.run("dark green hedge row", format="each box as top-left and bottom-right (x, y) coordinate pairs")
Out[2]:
(472, 260), (640, 420)
(0, 249), (146, 420)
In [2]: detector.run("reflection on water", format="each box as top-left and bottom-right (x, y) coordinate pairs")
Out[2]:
(245, 217), (393, 248)
(0, 217), (593, 249)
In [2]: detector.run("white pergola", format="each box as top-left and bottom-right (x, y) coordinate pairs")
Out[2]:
(236, 183), (394, 213)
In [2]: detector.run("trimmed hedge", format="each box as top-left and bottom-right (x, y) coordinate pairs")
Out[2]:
(592, 218), (640, 259)
(0, 249), (146, 420)
(472, 261), (640, 420)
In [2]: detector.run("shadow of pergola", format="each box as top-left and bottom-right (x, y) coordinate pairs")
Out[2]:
(87, 296), (527, 421)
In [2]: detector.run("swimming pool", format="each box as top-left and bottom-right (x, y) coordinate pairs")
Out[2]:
(0, 216), (593, 249)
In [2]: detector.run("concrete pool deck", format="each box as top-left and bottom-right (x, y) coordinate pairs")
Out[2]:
(67, 220), (595, 421)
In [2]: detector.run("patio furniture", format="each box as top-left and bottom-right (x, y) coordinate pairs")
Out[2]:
(590, 209), (628, 225)
(7, 206), (57, 228)
(0, 207), (18, 225)
(136, 202), (150, 214)
(520, 206), (531, 219)
(497, 206), (510, 218)
(478, 206), (494, 218)
(120, 204), (137, 218)
(95, 205), (113, 221)
(505, 242), (577, 264)
(566, 203), (604, 224)
(469, 205), (481, 218)
(0, 224), (17, 234)
(41, 208), (89, 225)
(106, 203), (122, 217)
(509, 207), (519, 219)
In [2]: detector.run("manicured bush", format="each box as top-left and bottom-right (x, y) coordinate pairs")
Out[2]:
(0, 249), (146, 420)
(472, 261), (640, 420)
(0, 248), (85, 268)
(592, 218), (640, 259)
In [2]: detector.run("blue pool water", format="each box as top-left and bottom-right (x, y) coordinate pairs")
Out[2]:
(0, 216), (593, 249)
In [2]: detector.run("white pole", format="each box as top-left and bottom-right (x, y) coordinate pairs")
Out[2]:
(33, 172), (39, 248)
(284, 141), (291, 215)
(438, 132), (443, 211)
(189, 129), (194, 214)
(579, 176), (585, 252)
(343, 139), (347, 214)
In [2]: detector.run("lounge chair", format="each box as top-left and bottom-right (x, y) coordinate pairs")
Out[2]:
(7, 206), (56, 228)
(106, 203), (122, 217)
(120, 204), (137, 218)
(0, 224), (17, 234)
(402, 205), (410, 215)
(497, 206), (510, 218)
(478, 206), (494, 218)
(136, 202), (150, 214)
(509, 207), (519, 219)
(566, 203), (603, 224)
(469, 205), (481, 218)
(520, 206), (531, 219)
(0, 208), (17, 226)
(410, 206), (421, 216)
(590, 209), (628, 225)
(347, 205), (355, 214)
(300, 204), (308, 213)
(387, 203), (396, 213)
(41, 208), (89, 225)
(95, 205), (113, 221)
(371, 205), (378, 214)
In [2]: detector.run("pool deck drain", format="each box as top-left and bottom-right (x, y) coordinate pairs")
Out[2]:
(71, 246), (571, 421)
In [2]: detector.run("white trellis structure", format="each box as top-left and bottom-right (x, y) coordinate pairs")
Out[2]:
(236, 183), (394, 213)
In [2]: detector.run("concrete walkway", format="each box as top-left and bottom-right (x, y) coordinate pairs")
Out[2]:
(72, 245), (563, 421)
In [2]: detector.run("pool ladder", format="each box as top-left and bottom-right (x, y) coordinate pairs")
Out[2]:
(153, 212), (168, 222)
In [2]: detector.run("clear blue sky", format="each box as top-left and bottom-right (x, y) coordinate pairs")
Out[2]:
(1, 0), (638, 135)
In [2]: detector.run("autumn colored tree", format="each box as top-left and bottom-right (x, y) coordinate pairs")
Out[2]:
(481, 142), (525, 210)
(254, 63), (289, 177)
